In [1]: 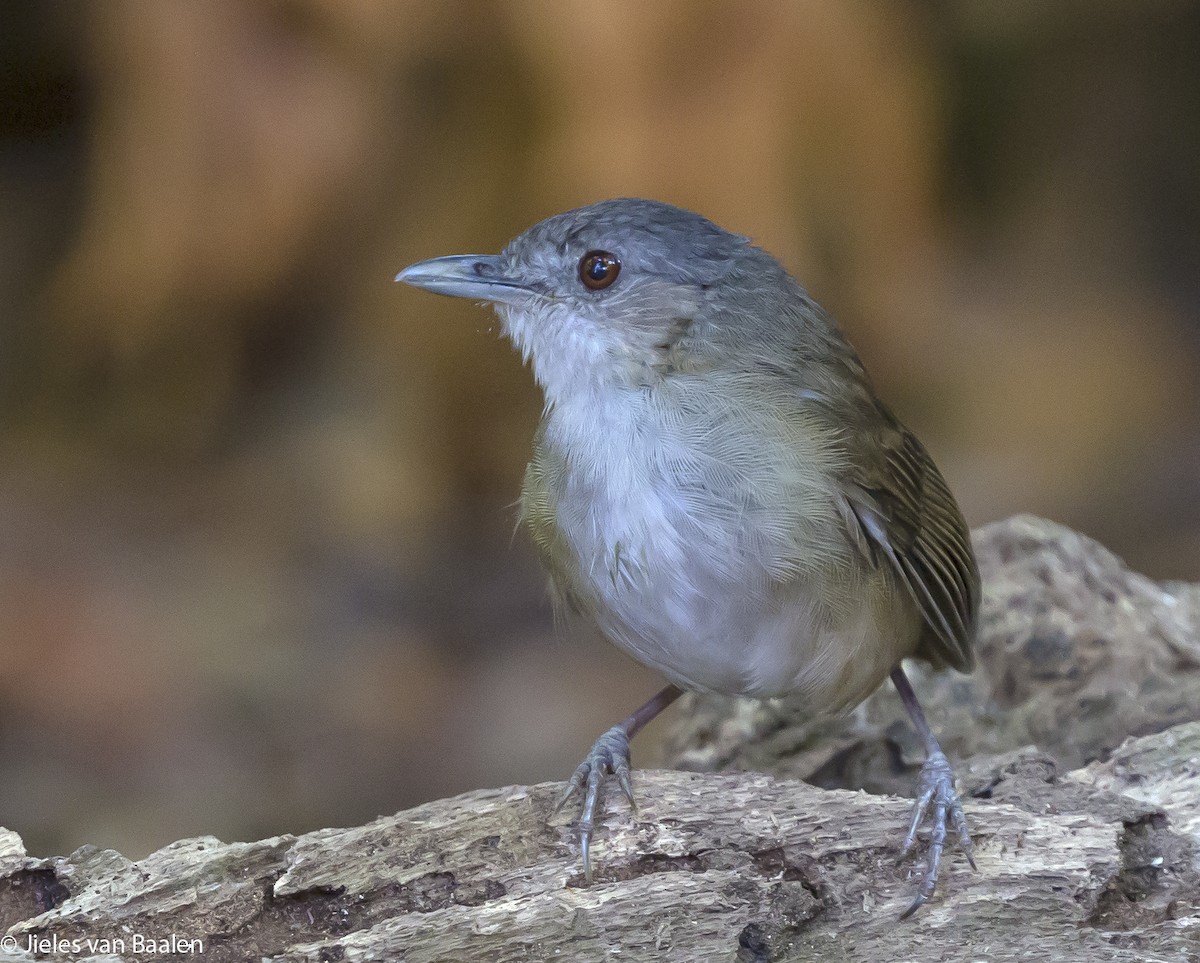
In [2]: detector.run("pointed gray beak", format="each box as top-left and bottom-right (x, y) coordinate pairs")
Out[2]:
(395, 255), (536, 304)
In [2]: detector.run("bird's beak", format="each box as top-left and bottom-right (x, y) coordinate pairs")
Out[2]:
(395, 255), (536, 305)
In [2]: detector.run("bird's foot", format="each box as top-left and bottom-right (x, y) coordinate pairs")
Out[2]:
(896, 749), (976, 919)
(554, 724), (636, 884)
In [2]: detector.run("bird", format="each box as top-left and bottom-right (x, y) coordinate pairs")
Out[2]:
(396, 198), (979, 917)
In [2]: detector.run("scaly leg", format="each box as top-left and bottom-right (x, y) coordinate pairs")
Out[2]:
(555, 684), (682, 883)
(891, 665), (976, 919)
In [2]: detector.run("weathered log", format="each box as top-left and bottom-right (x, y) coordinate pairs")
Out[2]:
(0, 516), (1197, 962)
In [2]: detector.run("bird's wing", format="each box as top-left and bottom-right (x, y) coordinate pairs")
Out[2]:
(842, 407), (979, 673)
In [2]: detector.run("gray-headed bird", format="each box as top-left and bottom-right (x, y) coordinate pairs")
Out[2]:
(398, 199), (978, 917)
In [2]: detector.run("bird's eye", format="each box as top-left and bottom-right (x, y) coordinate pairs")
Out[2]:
(578, 250), (621, 291)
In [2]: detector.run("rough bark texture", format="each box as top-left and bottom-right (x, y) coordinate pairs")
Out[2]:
(1, 516), (1198, 962)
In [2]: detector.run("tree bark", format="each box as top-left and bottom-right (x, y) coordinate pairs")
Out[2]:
(0, 516), (1197, 963)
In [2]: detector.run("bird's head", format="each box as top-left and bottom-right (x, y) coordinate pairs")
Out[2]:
(397, 199), (798, 403)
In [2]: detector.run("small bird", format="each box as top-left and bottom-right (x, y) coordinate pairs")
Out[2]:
(397, 199), (978, 917)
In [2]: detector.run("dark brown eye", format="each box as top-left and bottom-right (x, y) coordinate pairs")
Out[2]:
(578, 250), (621, 290)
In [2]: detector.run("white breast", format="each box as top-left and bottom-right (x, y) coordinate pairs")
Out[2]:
(542, 376), (906, 708)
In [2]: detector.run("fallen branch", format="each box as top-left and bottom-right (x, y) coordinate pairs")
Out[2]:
(0, 516), (1197, 962)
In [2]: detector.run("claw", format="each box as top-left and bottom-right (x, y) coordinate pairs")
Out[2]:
(897, 749), (975, 918)
(580, 823), (592, 884)
(898, 892), (926, 922)
(556, 723), (635, 883)
(616, 766), (636, 812)
(554, 761), (590, 814)
(898, 783), (937, 861)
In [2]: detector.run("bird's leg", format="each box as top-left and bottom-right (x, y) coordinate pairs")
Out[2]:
(555, 684), (682, 883)
(890, 665), (976, 919)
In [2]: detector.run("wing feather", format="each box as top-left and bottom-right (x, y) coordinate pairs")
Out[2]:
(845, 415), (979, 672)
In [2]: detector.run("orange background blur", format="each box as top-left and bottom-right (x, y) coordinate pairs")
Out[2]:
(1, 0), (1197, 858)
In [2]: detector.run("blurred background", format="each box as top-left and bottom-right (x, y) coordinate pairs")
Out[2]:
(0, 0), (1197, 859)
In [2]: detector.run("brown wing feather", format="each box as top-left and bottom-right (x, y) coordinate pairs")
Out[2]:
(845, 411), (979, 673)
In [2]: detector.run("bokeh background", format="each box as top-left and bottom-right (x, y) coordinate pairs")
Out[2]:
(1, 0), (1197, 859)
